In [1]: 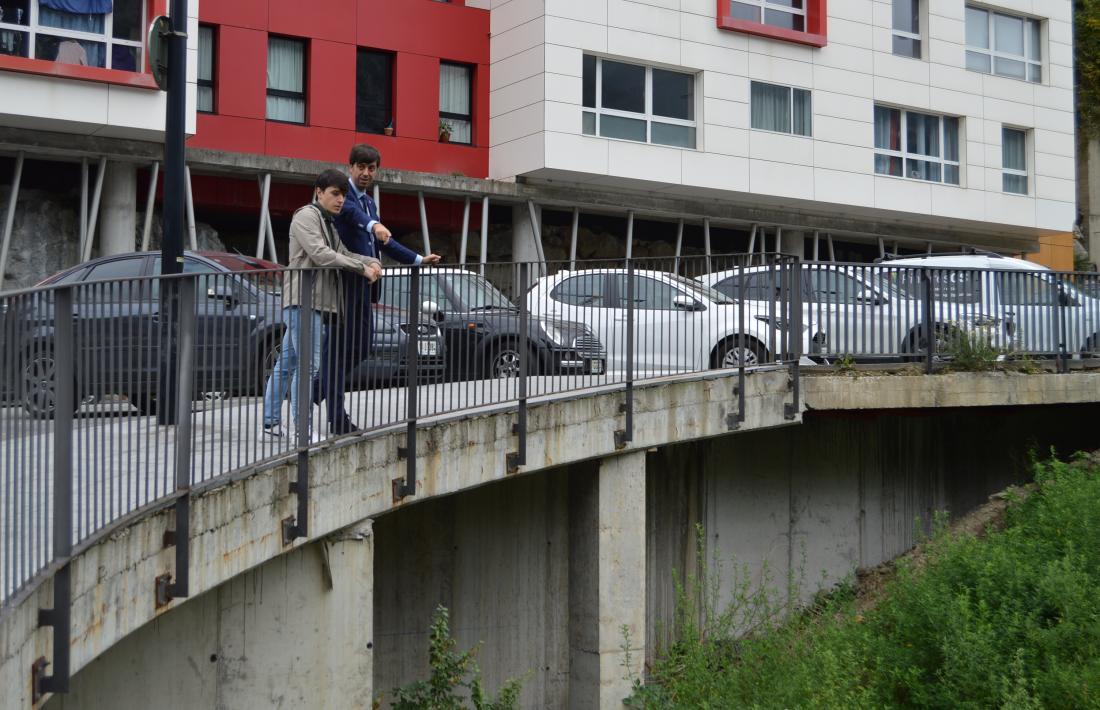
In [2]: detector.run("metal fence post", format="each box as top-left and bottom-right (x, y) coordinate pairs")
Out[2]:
(397, 267), (419, 498)
(619, 258), (635, 448)
(509, 263), (529, 472)
(34, 286), (74, 699)
(159, 276), (195, 603)
(785, 257), (801, 420)
(1056, 281), (1069, 373)
(284, 270), (313, 542)
(922, 269), (934, 374)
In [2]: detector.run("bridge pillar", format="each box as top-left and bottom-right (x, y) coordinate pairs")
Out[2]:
(569, 451), (646, 709)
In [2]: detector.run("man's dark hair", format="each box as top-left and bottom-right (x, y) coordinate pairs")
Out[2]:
(314, 168), (349, 193)
(349, 143), (381, 167)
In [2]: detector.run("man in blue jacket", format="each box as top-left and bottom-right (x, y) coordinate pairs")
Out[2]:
(318, 144), (441, 433)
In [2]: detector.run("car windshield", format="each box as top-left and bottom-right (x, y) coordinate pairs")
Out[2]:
(442, 273), (516, 310)
(665, 272), (736, 304)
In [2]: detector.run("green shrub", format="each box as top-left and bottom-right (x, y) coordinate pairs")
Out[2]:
(388, 605), (526, 710)
(629, 454), (1100, 708)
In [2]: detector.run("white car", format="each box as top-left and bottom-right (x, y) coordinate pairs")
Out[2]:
(526, 268), (823, 374)
(883, 253), (1100, 357)
(698, 263), (1011, 359)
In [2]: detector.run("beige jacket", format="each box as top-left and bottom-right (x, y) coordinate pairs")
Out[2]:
(281, 203), (380, 315)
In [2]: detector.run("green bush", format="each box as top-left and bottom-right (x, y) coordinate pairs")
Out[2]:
(629, 454), (1100, 708)
(388, 605), (526, 710)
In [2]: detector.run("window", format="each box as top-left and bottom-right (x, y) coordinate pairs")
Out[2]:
(440, 62), (472, 144)
(729, 0), (805, 32)
(750, 81), (811, 136)
(892, 0), (921, 58)
(1002, 127), (1029, 195)
(807, 271), (868, 304)
(965, 6), (1041, 83)
(551, 275), (607, 307)
(873, 106), (960, 185)
(715, 274), (780, 301)
(356, 49), (394, 134)
(582, 56), (696, 149)
(267, 36), (306, 124)
(197, 25), (215, 113)
(614, 276), (679, 310)
(717, 0), (827, 47)
(0, 0), (144, 70)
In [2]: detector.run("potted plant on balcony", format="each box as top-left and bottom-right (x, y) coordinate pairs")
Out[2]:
(439, 120), (452, 143)
(383, 121), (394, 137)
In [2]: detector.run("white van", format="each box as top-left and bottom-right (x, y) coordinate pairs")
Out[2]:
(882, 253), (1100, 356)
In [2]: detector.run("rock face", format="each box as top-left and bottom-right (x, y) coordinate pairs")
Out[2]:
(0, 186), (223, 290)
(136, 211), (225, 254)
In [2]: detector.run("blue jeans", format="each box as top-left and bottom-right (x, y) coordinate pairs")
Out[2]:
(263, 306), (325, 428)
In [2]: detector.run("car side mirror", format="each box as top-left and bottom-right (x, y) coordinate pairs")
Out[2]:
(422, 299), (445, 322)
(207, 287), (237, 309)
(673, 295), (705, 311)
(856, 289), (883, 306)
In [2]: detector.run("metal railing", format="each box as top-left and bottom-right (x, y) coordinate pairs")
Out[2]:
(4, 252), (1097, 695)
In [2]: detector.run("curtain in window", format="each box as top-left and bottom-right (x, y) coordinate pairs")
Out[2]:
(873, 106), (900, 150)
(267, 38), (304, 123)
(440, 63), (471, 143)
(40, 0), (112, 12)
(751, 82), (790, 133)
(792, 88), (811, 136)
(197, 26), (214, 112)
(1003, 128), (1027, 193)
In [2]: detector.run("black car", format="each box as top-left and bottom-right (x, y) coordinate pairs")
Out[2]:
(9, 251), (445, 418)
(378, 267), (605, 379)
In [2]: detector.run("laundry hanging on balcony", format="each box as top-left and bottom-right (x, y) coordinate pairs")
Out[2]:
(39, 0), (113, 13)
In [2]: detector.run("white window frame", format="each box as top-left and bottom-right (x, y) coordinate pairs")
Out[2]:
(1001, 126), (1030, 196)
(729, 0), (807, 30)
(582, 56), (697, 149)
(891, 0), (923, 59)
(965, 5), (1042, 83)
(0, 2), (146, 71)
(749, 81), (812, 137)
(874, 106), (962, 186)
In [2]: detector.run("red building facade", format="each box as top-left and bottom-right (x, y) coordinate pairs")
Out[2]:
(193, 0), (489, 177)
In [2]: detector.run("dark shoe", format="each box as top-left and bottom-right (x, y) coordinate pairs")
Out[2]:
(310, 377), (324, 405)
(263, 423), (286, 437)
(329, 416), (360, 435)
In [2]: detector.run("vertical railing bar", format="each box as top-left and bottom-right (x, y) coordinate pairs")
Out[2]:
(922, 268), (934, 374)
(168, 276), (195, 599)
(516, 263), (529, 466)
(625, 257), (634, 443)
(401, 266), (420, 497)
(38, 285), (74, 695)
(289, 270), (313, 540)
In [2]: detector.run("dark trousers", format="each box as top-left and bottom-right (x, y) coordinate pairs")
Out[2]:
(318, 290), (372, 425)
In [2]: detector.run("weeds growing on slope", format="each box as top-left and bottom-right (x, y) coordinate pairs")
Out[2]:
(627, 452), (1100, 709)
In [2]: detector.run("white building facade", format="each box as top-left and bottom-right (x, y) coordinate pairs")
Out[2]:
(489, 0), (1076, 257)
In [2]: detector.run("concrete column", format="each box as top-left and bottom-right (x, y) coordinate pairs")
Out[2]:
(100, 162), (137, 256)
(779, 229), (805, 259)
(51, 525), (374, 710)
(570, 451), (646, 709)
(512, 202), (542, 263)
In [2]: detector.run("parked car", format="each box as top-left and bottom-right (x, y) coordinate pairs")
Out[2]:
(698, 263), (1011, 360)
(12, 251), (445, 418)
(881, 253), (1100, 357)
(378, 267), (606, 379)
(526, 268), (825, 372)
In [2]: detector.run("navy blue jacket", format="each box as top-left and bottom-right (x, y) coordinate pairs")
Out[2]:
(333, 181), (420, 315)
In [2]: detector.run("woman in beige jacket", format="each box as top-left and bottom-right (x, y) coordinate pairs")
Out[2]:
(263, 169), (381, 437)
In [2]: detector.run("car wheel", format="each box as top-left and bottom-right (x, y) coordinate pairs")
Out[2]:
(21, 350), (79, 419)
(715, 338), (766, 368)
(487, 344), (522, 378)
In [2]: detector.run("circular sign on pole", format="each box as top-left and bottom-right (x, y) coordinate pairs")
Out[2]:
(148, 15), (171, 91)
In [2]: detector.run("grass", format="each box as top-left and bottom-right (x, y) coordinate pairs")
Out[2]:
(627, 452), (1100, 709)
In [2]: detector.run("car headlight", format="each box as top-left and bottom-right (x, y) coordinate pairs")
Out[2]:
(539, 320), (568, 346)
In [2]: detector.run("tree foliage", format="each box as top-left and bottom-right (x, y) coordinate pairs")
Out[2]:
(1077, 0), (1100, 136)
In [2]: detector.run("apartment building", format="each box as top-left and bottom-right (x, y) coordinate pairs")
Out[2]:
(0, 0), (1079, 280)
(491, 0), (1076, 264)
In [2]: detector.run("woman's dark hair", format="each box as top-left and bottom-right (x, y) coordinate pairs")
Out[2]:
(348, 143), (381, 167)
(314, 168), (348, 193)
